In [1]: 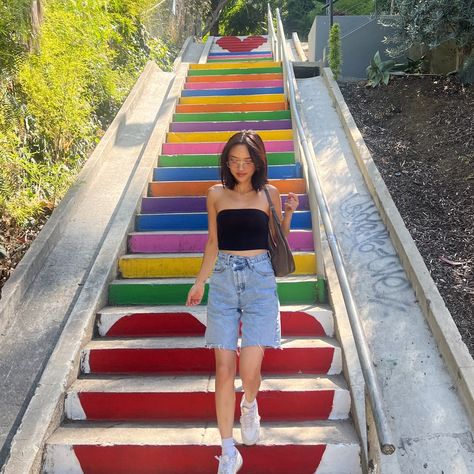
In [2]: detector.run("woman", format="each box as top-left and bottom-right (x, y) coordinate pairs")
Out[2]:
(186, 130), (299, 474)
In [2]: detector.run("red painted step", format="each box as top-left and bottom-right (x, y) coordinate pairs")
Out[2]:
(45, 421), (361, 473)
(65, 375), (350, 422)
(81, 337), (342, 375)
(97, 305), (334, 338)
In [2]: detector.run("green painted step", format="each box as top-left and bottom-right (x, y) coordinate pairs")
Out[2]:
(173, 111), (291, 123)
(188, 67), (283, 76)
(108, 278), (327, 306)
(158, 152), (295, 167)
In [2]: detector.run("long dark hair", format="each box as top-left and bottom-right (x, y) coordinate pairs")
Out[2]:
(219, 130), (268, 191)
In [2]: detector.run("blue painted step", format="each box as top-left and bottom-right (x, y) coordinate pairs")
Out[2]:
(136, 211), (312, 232)
(181, 87), (284, 97)
(153, 164), (302, 182)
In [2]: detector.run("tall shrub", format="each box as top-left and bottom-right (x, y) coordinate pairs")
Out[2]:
(0, 0), (176, 225)
(328, 23), (342, 80)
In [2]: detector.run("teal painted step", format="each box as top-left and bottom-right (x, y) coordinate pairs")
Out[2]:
(158, 152), (295, 167)
(173, 111), (290, 122)
(153, 164), (302, 181)
(108, 278), (326, 305)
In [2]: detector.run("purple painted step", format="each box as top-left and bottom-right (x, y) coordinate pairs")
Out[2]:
(169, 120), (291, 132)
(185, 80), (283, 90)
(128, 230), (314, 253)
(162, 141), (294, 155)
(141, 194), (309, 214)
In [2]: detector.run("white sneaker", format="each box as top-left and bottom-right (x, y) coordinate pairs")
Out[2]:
(240, 397), (260, 445)
(216, 449), (243, 474)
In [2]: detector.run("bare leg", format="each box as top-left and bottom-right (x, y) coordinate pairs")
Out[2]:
(214, 349), (237, 439)
(239, 346), (265, 403)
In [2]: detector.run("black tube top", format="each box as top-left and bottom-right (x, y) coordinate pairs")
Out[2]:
(217, 209), (269, 250)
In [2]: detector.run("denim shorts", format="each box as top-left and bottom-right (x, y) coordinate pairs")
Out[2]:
(205, 251), (281, 351)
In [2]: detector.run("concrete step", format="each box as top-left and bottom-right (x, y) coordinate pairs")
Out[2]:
(128, 229), (314, 253)
(182, 86), (284, 97)
(44, 421), (361, 473)
(175, 102), (288, 114)
(118, 252), (316, 278)
(179, 93), (285, 105)
(80, 336), (342, 375)
(139, 193), (308, 213)
(148, 178), (304, 196)
(173, 110), (289, 122)
(169, 119), (291, 132)
(135, 210), (311, 231)
(108, 276), (326, 306)
(152, 163), (301, 181)
(65, 375), (350, 421)
(165, 129), (292, 143)
(186, 72), (283, 83)
(184, 80), (283, 90)
(162, 139), (293, 155)
(158, 151), (295, 167)
(97, 304), (334, 338)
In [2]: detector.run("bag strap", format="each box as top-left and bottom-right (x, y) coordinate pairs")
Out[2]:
(263, 186), (279, 222)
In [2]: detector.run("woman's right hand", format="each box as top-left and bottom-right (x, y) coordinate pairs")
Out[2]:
(186, 281), (205, 306)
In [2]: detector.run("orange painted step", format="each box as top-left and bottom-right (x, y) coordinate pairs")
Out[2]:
(186, 73), (283, 83)
(149, 179), (306, 197)
(175, 102), (288, 113)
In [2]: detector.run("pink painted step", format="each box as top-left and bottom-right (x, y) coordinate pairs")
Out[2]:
(65, 375), (350, 421)
(128, 230), (314, 254)
(162, 140), (293, 155)
(81, 337), (342, 375)
(185, 80), (283, 89)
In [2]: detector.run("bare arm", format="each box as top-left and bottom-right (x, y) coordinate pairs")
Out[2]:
(268, 186), (299, 238)
(186, 187), (219, 306)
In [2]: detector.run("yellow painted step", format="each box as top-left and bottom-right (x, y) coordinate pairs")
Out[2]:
(189, 62), (281, 70)
(180, 94), (285, 105)
(166, 130), (292, 143)
(119, 253), (316, 278)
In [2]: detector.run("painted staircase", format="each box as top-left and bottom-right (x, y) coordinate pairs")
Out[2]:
(43, 36), (361, 473)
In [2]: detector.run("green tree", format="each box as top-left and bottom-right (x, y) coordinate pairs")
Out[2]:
(383, 0), (474, 67)
(328, 23), (342, 79)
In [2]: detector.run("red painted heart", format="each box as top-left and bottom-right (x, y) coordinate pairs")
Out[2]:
(216, 35), (266, 53)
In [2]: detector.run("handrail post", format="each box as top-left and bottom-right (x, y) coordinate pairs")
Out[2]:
(273, 6), (396, 456)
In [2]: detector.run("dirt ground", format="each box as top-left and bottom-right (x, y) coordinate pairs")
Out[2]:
(339, 75), (474, 355)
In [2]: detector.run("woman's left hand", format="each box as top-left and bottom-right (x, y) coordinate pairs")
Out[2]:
(284, 192), (299, 214)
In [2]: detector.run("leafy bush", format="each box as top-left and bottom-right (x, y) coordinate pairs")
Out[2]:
(366, 51), (395, 87)
(328, 23), (342, 80)
(0, 0), (176, 226)
(460, 54), (474, 85)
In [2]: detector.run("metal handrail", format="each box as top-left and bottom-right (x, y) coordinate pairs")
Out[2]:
(268, 4), (396, 456)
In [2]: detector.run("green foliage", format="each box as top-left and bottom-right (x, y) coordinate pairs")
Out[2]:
(383, 0), (474, 63)
(0, 0), (176, 226)
(366, 50), (395, 87)
(459, 54), (474, 84)
(0, 0), (31, 74)
(328, 23), (342, 80)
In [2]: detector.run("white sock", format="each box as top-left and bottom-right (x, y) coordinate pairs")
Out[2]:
(222, 437), (236, 457)
(242, 395), (256, 409)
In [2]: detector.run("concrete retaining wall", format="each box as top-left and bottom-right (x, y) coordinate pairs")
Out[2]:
(308, 15), (403, 79)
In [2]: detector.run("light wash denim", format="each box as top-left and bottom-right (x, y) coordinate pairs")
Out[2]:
(205, 251), (281, 351)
